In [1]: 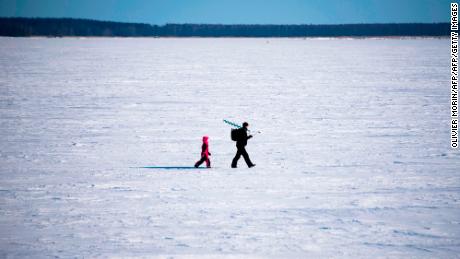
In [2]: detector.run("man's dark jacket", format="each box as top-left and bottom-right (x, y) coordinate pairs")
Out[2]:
(236, 127), (252, 147)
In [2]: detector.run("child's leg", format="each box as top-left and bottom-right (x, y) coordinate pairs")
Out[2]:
(195, 156), (206, 167)
(205, 158), (211, 168)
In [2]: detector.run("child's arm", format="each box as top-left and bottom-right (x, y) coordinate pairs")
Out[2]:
(201, 144), (207, 154)
(204, 143), (211, 156)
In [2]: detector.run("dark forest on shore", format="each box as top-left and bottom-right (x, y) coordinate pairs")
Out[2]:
(0, 17), (450, 37)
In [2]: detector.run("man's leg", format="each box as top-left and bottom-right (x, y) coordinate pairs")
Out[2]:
(205, 158), (211, 168)
(231, 148), (242, 168)
(241, 147), (254, 167)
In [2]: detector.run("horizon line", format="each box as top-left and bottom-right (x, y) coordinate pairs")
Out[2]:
(0, 16), (450, 27)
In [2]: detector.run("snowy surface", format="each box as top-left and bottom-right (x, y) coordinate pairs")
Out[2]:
(0, 37), (459, 258)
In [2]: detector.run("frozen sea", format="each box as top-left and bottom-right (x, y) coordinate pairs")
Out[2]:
(0, 37), (459, 258)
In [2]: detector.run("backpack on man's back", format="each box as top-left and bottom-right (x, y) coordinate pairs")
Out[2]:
(231, 128), (240, 141)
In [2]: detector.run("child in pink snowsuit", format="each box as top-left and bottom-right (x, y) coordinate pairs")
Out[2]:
(194, 136), (211, 168)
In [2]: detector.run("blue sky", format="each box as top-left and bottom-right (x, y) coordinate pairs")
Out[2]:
(0, 0), (451, 25)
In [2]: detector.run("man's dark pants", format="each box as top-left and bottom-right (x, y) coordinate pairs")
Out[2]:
(231, 145), (253, 167)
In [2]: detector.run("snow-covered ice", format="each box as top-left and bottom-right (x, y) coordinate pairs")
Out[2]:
(0, 37), (459, 258)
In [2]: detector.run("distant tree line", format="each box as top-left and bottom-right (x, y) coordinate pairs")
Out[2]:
(0, 17), (450, 37)
(0, 18), (154, 37)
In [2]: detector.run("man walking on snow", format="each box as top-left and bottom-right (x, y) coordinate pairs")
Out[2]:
(231, 122), (256, 168)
